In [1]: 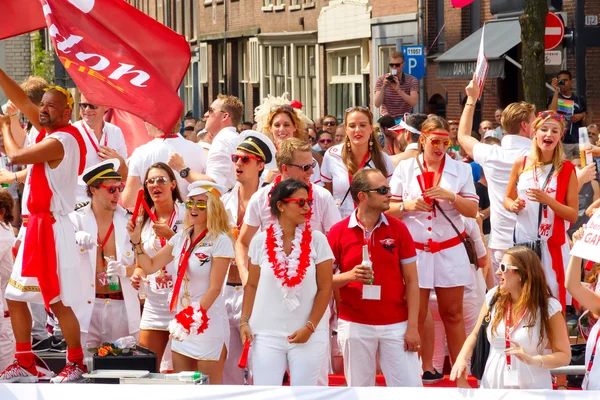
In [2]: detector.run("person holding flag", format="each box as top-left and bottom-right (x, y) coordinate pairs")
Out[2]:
(127, 181), (234, 383)
(0, 72), (88, 383)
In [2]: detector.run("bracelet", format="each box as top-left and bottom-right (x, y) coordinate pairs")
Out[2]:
(306, 320), (315, 333)
(240, 322), (249, 328)
(538, 355), (544, 368)
(240, 315), (249, 322)
(130, 240), (141, 246)
(465, 103), (476, 107)
(449, 192), (458, 204)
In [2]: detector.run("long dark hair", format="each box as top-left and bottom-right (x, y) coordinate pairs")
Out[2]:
(142, 162), (183, 226)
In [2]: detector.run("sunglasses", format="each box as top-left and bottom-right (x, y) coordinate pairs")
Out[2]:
(499, 263), (519, 273)
(145, 176), (170, 186)
(309, 136), (317, 143)
(183, 126), (195, 132)
(389, 63), (402, 68)
(345, 106), (371, 115)
(323, 120), (337, 126)
(79, 103), (99, 110)
(538, 112), (564, 121)
(424, 136), (452, 148)
(286, 160), (317, 172)
(319, 139), (333, 144)
(231, 154), (263, 164)
(365, 186), (391, 195)
(448, 120), (459, 125)
(185, 200), (207, 210)
(270, 104), (294, 113)
(208, 106), (225, 115)
(284, 198), (313, 207)
(99, 183), (125, 194)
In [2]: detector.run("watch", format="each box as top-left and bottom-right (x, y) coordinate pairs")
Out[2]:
(399, 202), (405, 212)
(179, 167), (190, 178)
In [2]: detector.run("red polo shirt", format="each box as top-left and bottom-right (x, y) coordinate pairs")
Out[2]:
(327, 211), (417, 325)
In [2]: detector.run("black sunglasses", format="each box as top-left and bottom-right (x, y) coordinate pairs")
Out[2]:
(286, 160), (317, 172)
(365, 186), (391, 195)
(389, 63), (402, 67)
(79, 103), (99, 110)
(323, 120), (337, 126)
(271, 104), (294, 113)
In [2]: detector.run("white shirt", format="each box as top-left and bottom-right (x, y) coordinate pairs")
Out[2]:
(206, 126), (239, 189)
(127, 136), (207, 197)
(320, 144), (396, 219)
(248, 229), (333, 336)
(73, 120), (128, 203)
(243, 182), (341, 234)
(473, 135), (532, 250)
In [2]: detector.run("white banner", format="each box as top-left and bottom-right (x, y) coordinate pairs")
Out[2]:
(571, 209), (600, 263)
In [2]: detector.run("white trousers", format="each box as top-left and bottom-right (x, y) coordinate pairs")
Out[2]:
(337, 319), (422, 387)
(0, 311), (14, 372)
(251, 330), (328, 386)
(222, 285), (249, 385)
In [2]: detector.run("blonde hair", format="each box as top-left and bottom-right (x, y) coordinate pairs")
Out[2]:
(418, 115), (450, 153)
(264, 108), (307, 143)
(501, 102), (536, 134)
(184, 192), (232, 240)
(342, 108), (388, 177)
(253, 92), (311, 134)
(21, 76), (48, 105)
(530, 111), (567, 174)
(217, 94), (244, 127)
(276, 138), (312, 170)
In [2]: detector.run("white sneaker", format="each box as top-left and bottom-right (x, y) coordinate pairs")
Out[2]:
(0, 359), (55, 383)
(50, 362), (87, 383)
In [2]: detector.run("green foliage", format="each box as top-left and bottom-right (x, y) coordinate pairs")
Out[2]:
(31, 30), (55, 84)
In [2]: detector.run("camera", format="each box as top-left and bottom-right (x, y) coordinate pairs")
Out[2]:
(558, 79), (565, 86)
(387, 75), (396, 83)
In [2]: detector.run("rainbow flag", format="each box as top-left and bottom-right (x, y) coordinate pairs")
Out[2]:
(557, 98), (575, 115)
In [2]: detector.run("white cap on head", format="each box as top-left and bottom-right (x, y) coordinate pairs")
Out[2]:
(78, 158), (121, 186)
(237, 130), (277, 171)
(483, 130), (502, 140)
(187, 180), (228, 199)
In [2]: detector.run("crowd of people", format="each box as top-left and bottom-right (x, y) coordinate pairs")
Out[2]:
(0, 58), (598, 392)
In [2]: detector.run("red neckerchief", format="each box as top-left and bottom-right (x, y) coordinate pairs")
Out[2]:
(22, 125), (87, 309)
(169, 228), (209, 313)
(547, 161), (575, 311)
(81, 122), (107, 152)
(158, 133), (179, 140)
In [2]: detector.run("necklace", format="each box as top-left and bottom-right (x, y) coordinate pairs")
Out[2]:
(266, 220), (312, 290)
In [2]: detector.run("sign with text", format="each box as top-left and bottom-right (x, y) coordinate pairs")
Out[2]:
(571, 210), (600, 263)
(545, 50), (562, 66)
(401, 45), (426, 80)
(585, 15), (598, 26)
(474, 25), (488, 100)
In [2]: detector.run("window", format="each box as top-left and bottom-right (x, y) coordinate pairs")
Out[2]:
(378, 45), (395, 76)
(175, 0), (183, 34)
(217, 43), (225, 95)
(249, 38), (260, 84)
(199, 43), (208, 83)
(436, 0), (445, 52)
(294, 45), (317, 119)
(164, 0), (171, 28)
(191, 0), (197, 39)
(328, 48), (364, 121)
(238, 41), (248, 111)
(183, 67), (194, 113)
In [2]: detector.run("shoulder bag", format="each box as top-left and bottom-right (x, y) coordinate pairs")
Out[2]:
(470, 292), (500, 380)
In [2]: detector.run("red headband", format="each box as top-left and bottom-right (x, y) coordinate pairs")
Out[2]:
(422, 131), (450, 137)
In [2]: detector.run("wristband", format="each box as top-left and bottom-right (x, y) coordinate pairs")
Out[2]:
(449, 192), (458, 204)
(306, 320), (315, 333)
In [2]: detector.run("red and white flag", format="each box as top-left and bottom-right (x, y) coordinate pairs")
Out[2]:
(40, 0), (190, 134)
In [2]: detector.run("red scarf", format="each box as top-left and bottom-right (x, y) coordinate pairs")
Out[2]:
(22, 125), (86, 309)
(547, 160), (575, 311)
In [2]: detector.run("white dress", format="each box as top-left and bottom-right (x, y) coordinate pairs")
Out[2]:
(139, 203), (186, 330)
(481, 287), (562, 389)
(514, 164), (571, 303)
(168, 229), (234, 360)
(320, 144), (396, 219)
(584, 322), (600, 390)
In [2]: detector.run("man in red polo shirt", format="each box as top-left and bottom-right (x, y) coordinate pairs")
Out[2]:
(328, 168), (421, 387)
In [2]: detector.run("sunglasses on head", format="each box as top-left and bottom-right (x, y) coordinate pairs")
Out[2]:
(319, 138), (333, 144)
(284, 198), (313, 207)
(345, 106), (371, 115)
(286, 160), (317, 172)
(79, 103), (99, 110)
(271, 104), (295, 113)
(538, 111), (564, 122)
(323, 120), (337, 126)
(424, 135), (452, 148)
(389, 63), (402, 68)
(145, 176), (170, 186)
(231, 154), (263, 164)
(99, 183), (125, 194)
(185, 200), (207, 210)
(499, 263), (519, 273)
(365, 186), (391, 195)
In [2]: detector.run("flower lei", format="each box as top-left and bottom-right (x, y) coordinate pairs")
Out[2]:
(168, 301), (210, 341)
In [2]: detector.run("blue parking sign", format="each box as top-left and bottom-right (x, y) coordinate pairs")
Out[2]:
(402, 46), (426, 80)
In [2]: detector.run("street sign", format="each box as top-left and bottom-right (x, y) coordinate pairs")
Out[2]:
(545, 50), (562, 65)
(545, 12), (565, 50)
(402, 45), (426, 80)
(585, 15), (599, 26)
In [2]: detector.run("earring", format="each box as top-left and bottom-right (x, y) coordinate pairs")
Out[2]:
(346, 140), (351, 152)
(369, 139), (373, 151)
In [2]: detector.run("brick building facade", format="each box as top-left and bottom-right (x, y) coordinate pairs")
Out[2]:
(126, 0), (599, 127)
(0, 34), (32, 105)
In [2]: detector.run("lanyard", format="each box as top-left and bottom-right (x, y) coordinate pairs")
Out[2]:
(81, 122), (107, 152)
(505, 302), (528, 367)
(97, 223), (115, 263)
(348, 151), (372, 186)
(586, 330), (600, 373)
(532, 164), (555, 220)
(169, 229), (208, 313)
(421, 156), (446, 189)
(157, 207), (177, 248)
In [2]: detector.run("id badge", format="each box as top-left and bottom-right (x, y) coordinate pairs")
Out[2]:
(362, 285), (381, 300)
(503, 366), (519, 387)
(538, 217), (553, 238)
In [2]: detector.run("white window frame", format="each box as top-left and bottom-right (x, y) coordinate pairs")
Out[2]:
(328, 46), (365, 122)
(249, 38), (260, 84)
(199, 42), (208, 83)
(238, 40), (248, 110)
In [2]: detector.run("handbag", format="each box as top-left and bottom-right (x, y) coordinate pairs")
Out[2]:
(470, 292), (499, 380)
(513, 163), (555, 260)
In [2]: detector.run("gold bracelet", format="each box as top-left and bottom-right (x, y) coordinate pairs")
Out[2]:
(240, 322), (249, 328)
(240, 315), (249, 322)
(306, 320), (316, 332)
(465, 103), (476, 107)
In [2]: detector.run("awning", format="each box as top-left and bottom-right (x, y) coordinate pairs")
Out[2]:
(435, 18), (521, 79)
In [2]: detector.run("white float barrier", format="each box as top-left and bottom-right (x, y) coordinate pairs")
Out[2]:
(1, 384), (599, 399)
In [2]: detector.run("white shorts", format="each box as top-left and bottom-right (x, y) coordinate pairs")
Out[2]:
(251, 330), (328, 386)
(82, 298), (137, 347)
(337, 318), (422, 387)
(5, 217), (82, 307)
(140, 295), (173, 331)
